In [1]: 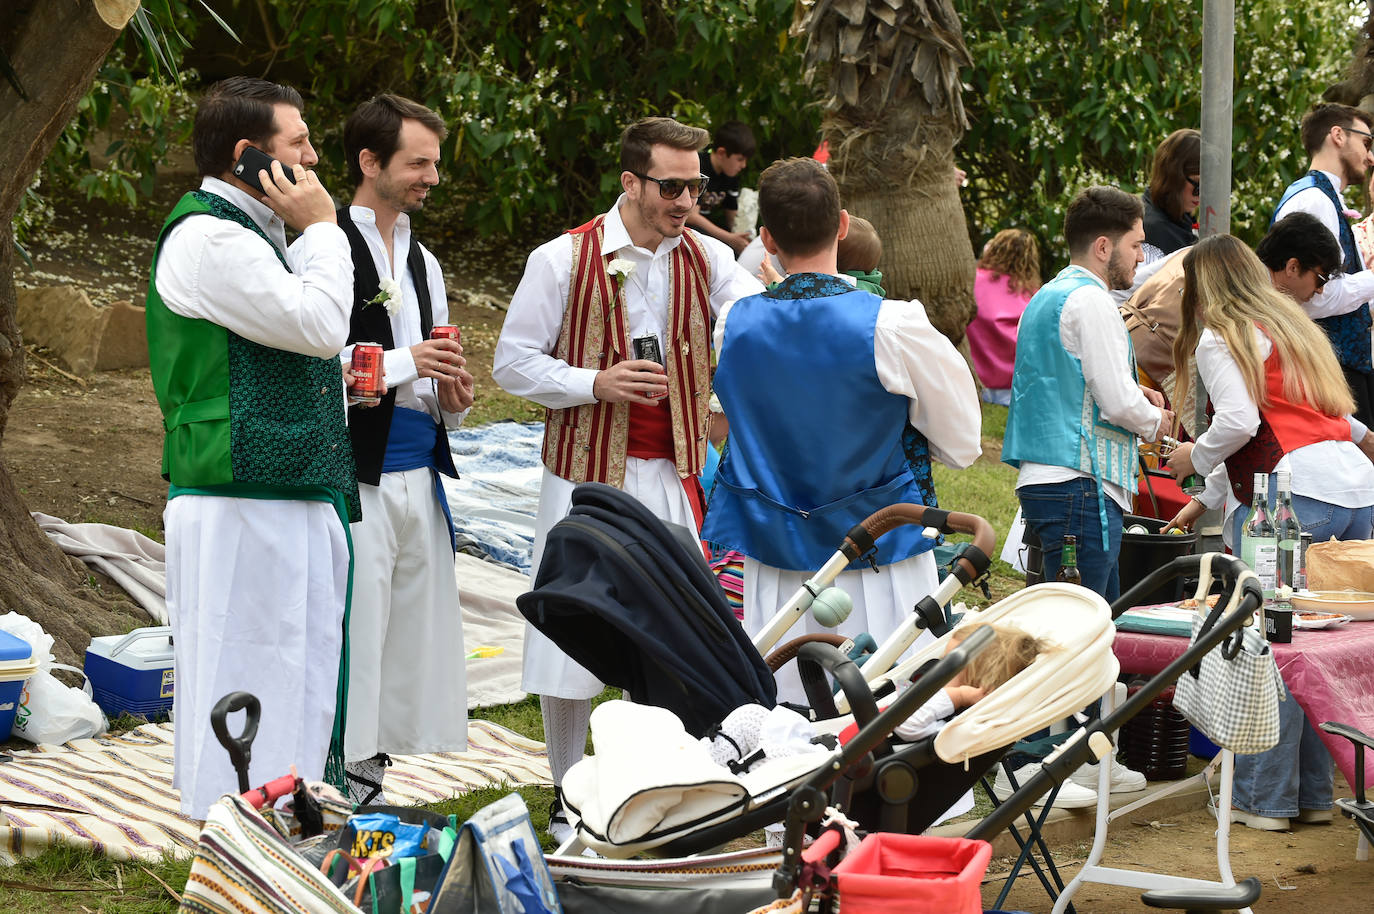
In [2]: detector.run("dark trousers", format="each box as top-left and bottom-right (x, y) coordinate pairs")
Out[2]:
(1346, 366), (1374, 427)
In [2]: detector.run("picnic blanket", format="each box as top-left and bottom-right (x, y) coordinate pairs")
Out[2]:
(0, 720), (550, 864)
(444, 420), (543, 573)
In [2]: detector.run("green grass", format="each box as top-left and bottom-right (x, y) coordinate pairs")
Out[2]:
(0, 846), (190, 913)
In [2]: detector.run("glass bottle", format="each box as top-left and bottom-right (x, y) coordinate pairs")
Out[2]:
(1057, 535), (1082, 585)
(1273, 470), (1302, 606)
(1240, 472), (1277, 601)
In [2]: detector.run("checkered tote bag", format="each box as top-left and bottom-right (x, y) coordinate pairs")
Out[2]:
(1173, 602), (1284, 755)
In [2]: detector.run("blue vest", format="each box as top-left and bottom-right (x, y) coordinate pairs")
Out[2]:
(1272, 172), (1373, 372)
(1002, 266), (1139, 546)
(701, 274), (931, 571)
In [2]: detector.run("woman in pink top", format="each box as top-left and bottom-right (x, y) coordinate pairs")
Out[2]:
(967, 228), (1041, 405)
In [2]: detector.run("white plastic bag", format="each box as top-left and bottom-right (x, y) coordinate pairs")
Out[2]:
(14, 664), (107, 744)
(0, 612), (107, 744)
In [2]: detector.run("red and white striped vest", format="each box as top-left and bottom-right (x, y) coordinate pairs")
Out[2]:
(541, 215), (713, 486)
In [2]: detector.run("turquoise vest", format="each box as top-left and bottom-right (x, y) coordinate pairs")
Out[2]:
(145, 191), (361, 521)
(1003, 266), (1138, 545)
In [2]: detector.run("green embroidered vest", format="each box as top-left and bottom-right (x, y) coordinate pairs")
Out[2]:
(145, 190), (361, 520)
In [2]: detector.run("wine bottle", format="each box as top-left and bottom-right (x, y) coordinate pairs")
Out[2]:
(1240, 472), (1277, 601)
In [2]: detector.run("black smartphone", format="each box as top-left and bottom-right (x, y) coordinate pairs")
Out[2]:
(232, 146), (297, 195)
(632, 334), (663, 366)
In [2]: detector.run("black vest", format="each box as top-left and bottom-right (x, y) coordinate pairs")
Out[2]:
(339, 207), (436, 485)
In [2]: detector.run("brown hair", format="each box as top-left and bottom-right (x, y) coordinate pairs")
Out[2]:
(344, 94), (448, 187)
(1064, 186), (1143, 257)
(620, 117), (710, 175)
(837, 216), (882, 273)
(1300, 103), (1369, 157)
(193, 76), (304, 178)
(712, 120), (756, 159)
(948, 623), (1045, 693)
(978, 228), (1042, 296)
(1174, 234), (1353, 417)
(1148, 128), (1201, 221)
(758, 157), (841, 259)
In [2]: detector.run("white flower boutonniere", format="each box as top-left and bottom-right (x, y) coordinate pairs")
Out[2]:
(607, 257), (636, 282)
(368, 277), (403, 315)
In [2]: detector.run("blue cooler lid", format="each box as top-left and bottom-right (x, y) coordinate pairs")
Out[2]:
(0, 629), (32, 663)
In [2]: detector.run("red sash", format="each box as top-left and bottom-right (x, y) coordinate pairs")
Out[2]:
(627, 401), (705, 530)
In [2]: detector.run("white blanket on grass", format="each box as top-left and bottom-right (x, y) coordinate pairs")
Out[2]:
(33, 514), (531, 709)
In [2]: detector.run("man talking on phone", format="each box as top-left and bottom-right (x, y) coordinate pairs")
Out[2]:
(145, 76), (357, 820)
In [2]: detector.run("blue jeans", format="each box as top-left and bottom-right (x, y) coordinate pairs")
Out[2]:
(1228, 481), (1374, 546)
(1232, 687), (1334, 817)
(1019, 477), (1124, 602)
(1224, 479), (1363, 817)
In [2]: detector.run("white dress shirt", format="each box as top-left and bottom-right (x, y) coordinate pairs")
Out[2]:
(1015, 266), (1163, 510)
(1275, 169), (1371, 320)
(492, 195), (763, 406)
(154, 177), (353, 359)
(1189, 327), (1374, 518)
(712, 274), (983, 472)
(335, 205), (466, 427)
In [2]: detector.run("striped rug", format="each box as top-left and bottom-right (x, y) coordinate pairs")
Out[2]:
(0, 720), (550, 864)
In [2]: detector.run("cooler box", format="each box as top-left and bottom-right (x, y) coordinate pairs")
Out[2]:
(0, 629), (38, 740)
(85, 627), (175, 718)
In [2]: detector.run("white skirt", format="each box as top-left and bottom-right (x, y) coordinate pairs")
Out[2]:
(346, 468), (467, 760)
(166, 495), (348, 820)
(521, 459), (697, 699)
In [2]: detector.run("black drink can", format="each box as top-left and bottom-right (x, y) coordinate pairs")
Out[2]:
(632, 334), (666, 399)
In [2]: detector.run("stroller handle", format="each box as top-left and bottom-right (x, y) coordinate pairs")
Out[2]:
(842, 504), (995, 584)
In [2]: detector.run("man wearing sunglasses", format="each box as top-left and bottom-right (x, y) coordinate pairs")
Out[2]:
(493, 116), (762, 844)
(1272, 103), (1374, 424)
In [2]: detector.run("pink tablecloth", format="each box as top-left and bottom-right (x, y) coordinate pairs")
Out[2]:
(1113, 621), (1374, 789)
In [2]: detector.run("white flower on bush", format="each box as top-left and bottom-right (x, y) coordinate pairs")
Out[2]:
(607, 257), (635, 282)
(368, 277), (403, 315)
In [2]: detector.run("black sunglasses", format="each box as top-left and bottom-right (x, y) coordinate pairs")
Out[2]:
(1185, 175), (1200, 194)
(633, 172), (709, 199)
(1314, 268), (1339, 291)
(1344, 126), (1374, 150)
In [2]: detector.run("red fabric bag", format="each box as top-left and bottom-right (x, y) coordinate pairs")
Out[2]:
(833, 833), (991, 914)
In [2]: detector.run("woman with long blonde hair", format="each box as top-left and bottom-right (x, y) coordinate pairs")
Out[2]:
(1164, 233), (1371, 543)
(1163, 232), (1374, 832)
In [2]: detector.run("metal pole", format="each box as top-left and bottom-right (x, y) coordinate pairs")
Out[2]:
(1195, 0), (1233, 546)
(1199, 0), (1234, 241)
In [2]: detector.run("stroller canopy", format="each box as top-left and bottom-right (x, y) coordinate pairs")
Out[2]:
(518, 482), (776, 737)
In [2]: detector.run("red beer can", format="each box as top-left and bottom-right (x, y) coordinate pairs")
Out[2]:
(350, 342), (384, 405)
(431, 325), (461, 343)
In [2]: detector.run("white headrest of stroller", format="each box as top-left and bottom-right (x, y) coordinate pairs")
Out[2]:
(880, 583), (1119, 764)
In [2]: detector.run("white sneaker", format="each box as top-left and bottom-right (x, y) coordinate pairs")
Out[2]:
(1069, 758), (1146, 794)
(991, 762), (1098, 809)
(344, 753), (391, 806)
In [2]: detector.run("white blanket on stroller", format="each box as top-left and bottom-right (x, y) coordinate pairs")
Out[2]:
(563, 701), (827, 854)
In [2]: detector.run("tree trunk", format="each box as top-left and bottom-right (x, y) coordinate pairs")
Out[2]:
(1, 1), (146, 665)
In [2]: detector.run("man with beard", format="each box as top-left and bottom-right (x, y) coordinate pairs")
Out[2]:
(1002, 186), (1173, 600)
(1272, 103), (1374, 424)
(493, 116), (762, 844)
(336, 94), (475, 804)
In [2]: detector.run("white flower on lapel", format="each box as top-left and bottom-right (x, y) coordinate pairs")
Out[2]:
(607, 258), (636, 282)
(368, 277), (403, 315)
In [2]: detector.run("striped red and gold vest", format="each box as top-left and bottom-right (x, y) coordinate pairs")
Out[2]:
(1221, 328), (1351, 504)
(541, 214), (713, 486)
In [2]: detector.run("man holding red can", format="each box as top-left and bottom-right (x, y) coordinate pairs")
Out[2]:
(493, 116), (762, 843)
(336, 94), (474, 804)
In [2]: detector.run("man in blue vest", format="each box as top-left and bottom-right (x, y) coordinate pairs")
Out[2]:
(702, 157), (982, 721)
(1003, 186), (1173, 602)
(1272, 103), (1374, 425)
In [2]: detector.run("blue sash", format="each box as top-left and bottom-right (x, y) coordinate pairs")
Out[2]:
(382, 406), (459, 553)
